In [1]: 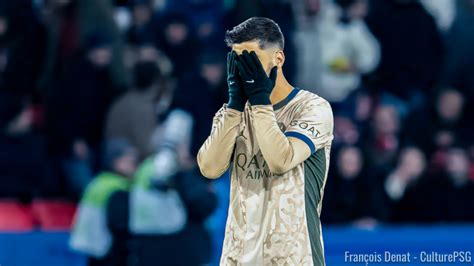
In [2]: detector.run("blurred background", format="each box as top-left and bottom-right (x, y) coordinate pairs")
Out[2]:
(0, 0), (473, 265)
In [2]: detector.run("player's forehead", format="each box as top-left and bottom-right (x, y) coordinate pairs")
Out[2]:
(231, 41), (268, 58)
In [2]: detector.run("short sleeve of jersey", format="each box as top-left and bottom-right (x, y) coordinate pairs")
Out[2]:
(284, 97), (334, 154)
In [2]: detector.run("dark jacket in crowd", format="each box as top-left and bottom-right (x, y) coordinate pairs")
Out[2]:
(172, 72), (227, 156)
(88, 191), (130, 266)
(0, 0), (46, 96)
(0, 94), (53, 199)
(387, 174), (440, 223)
(430, 173), (474, 222)
(366, 0), (444, 99)
(0, 130), (52, 199)
(155, 13), (199, 78)
(126, 10), (160, 46)
(442, 3), (474, 117)
(45, 54), (118, 155)
(390, 173), (474, 223)
(443, 1), (474, 93)
(403, 105), (472, 154)
(322, 165), (384, 223)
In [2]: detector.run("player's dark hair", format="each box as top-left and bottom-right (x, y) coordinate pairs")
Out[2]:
(225, 17), (284, 50)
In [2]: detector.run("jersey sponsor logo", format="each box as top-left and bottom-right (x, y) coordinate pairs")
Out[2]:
(289, 120), (322, 138)
(235, 152), (274, 179)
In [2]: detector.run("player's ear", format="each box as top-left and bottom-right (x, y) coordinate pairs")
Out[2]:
(275, 50), (285, 68)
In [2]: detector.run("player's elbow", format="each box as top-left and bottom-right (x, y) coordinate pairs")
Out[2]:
(198, 163), (224, 179)
(197, 149), (224, 179)
(267, 162), (291, 176)
(197, 154), (225, 179)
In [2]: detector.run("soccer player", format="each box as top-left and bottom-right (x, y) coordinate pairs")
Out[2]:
(197, 17), (334, 266)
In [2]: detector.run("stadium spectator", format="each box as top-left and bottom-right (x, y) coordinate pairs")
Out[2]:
(127, 167), (218, 266)
(443, 0), (474, 111)
(438, 148), (474, 221)
(291, 0), (324, 95)
(383, 147), (432, 222)
(124, 110), (218, 266)
(155, 13), (198, 78)
(318, 0), (380, 105)
(106, 45), (174, 161)
(126, 0), (158, 45)
(172, 50), (227, 156)
(420, 0), (456, 33)
(39, 0), (82, 89)
(395, 147), (474, 223)
(332, 90), (374, 149)
(70, 138), (137, 266)
(338, 89), (374, 127)
(0, 0), (46, 96)
(45, 32), (119, 196)
(323, 146), (377, 224)
(165, 0), (225, 47)
(333, 115), (361, 147)
(362, 104), (401, 173)
(0, 101), (52, 199)
(366, 0), (444, 108)
(404, 89), (472, 166)
(39, 0), (126, 91)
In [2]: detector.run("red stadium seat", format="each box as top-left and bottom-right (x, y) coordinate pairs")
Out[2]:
(0, 200), (34, 231)
(31, 200), (77, 231)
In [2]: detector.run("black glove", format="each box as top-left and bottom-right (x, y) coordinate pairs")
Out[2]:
(235, 50), (277, 106)
(226, 51), (247, 111)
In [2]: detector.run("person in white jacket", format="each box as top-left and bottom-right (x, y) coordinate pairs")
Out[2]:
(318, 0), (380, 103)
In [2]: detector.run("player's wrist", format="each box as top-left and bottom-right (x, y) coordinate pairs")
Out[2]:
(227, 83), (247, 111)
(248, 91), (271, 106)
(227, 98), (246, 111)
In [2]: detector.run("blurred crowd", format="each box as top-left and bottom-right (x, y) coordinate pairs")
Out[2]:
(1, 0), (474, 261)
(320, 0), (474, 225)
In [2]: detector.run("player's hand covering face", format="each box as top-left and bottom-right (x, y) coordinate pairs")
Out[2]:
(226, 51), (247, 111)
(235, 50), (277, 106)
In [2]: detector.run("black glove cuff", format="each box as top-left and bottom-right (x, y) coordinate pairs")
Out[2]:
(248, 92), (271, 106)
(227, 98), (246, 111)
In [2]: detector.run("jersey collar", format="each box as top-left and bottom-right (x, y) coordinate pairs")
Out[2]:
(273, 88), (300, 111)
